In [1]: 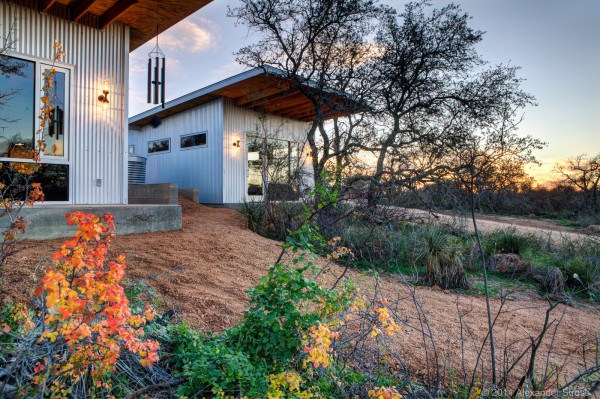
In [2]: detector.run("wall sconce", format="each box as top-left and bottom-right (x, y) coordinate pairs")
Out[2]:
(232, 139), (241, 147)
(98, 81), (110, 106)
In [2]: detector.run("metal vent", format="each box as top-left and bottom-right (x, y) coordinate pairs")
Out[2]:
(128, 155), (147, 184)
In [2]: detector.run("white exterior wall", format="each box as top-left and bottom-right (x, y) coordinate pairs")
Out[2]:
(0, 2), (129, 204)
(129, 98), (224, 204)
(222, 98), (312, 204)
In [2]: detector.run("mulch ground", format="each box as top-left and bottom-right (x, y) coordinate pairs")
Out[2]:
(2, 198), (599, 383)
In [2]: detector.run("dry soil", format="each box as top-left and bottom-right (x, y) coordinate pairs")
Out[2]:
(2, 199), (599, 382)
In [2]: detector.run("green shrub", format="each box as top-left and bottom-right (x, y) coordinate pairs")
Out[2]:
(229, 251), (344, 368)
(417, 226), (470, 289)
(168, 324), (267, 398)
(552, 236), (600, 300)
(483, 228), (539, 255)
(560, 256), (600, 300)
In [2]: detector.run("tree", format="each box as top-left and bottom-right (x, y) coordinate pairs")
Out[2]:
(228, 0), (379, 189)
(555, 153), (600, 210)
(361, 1), (536, 206)
(442, 108), (545, 385)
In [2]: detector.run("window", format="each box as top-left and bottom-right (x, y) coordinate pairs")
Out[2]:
(42, 68), (68, 158)
(180, 132), (207, 149)
(0, 56), (35, 159)
(147, 138), (170, 154)
(246, 136), (300, 199)
(0, 54), (71, 202)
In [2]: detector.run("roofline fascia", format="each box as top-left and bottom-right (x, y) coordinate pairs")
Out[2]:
(128, 67), (284, 125)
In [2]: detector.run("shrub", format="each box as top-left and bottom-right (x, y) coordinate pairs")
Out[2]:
(168, 324), (267, 398)
(542, 266), (565, 295)
(240, 199), (266, 234)
(483, 228), (539, 255)
(240, 199), (304, 241)
(554, 236), (600, 300)
(417, 227), (470, 289)
(228, 251), (342, 367)
(0, 212), (159, 397)
(560, 256), (600, 300)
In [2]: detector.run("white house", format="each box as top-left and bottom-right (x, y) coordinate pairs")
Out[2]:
(0, 0), (212, 238)
(130, 68), (348, 206)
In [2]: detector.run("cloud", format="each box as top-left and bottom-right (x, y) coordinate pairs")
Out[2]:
(159, 16), (217, 53)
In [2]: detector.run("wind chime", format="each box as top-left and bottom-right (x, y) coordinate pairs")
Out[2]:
(147, 2), (166, 108)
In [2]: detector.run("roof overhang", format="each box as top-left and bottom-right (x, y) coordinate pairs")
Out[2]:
(129, 68), (367, 127)
(8, 0), (212, 51)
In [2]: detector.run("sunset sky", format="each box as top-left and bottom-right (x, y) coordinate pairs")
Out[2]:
(129, 0), (600, 184)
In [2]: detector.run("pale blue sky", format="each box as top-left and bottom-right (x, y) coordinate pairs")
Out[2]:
(130, 0), (600, 182)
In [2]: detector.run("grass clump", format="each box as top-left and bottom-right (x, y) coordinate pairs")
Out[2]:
(482, 228), (540, 256)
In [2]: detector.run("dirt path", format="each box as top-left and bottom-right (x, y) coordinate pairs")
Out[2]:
(398, 207), (591, 244)
(2, 199), (599, 382)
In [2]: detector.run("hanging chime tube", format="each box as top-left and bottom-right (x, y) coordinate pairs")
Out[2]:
(147, 58), (152, 103)
(161, 57), (166, 107)
(153, 57), (159, 104)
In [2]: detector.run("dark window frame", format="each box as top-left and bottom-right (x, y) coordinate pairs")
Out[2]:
(147, 138), (171, 154)
(0, 54), (72, 202)
(180, 131), (208, 150)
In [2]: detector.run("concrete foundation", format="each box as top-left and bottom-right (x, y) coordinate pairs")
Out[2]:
(128, 183), (179, 205)
(179, 188), (200, 203)
(0, 204), (182, 240)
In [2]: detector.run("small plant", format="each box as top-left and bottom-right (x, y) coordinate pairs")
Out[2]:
(0, 212), (159, 397)
(229, 251), (338, 367)
(169, 324), (266, 398)
(417, 227), (470, 289)
(483, 228), (538, 256)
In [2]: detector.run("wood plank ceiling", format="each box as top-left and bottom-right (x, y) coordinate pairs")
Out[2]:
(131, 73), (366, 126)
(10, 0), (213, 50)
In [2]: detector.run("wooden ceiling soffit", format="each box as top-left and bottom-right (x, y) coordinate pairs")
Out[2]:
(234, 85), (290, 107)
(282, 109), (316, 121)
(99, 0), (139, 30)
(268, 99), (315, 114)
(304, 109), (348, 122)
(242, 89), (304, 110)
(72, 0), (97, 22)
(259, 93), (308, 112)
(281, 104), (320, 117)
(41, 0), (58, 13)
(284, 103), (341, 120)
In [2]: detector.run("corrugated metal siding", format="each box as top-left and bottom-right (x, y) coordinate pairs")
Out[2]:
(129, 98), (224, 204)
(222, 98), (312, 204)
(0, 2), (128, 204)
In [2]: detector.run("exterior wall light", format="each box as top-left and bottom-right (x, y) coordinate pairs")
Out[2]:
(98, 81), (110, 105)
(233, 139), (241, 147)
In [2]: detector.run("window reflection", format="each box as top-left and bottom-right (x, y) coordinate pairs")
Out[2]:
(43, 70), (66, 157)
(0, 162), (69, 201)
(247, 136), (300, 199)
(0, 56), (35, 158)
(247, 136), (264, 196)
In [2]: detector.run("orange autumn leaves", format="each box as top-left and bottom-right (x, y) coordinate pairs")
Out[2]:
(33, 212), (159, 388)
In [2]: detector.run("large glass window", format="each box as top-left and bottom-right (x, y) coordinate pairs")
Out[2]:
(0, 162), (69, 202)
(0, 56), (35, 159)
(247, 136), (300, 200)
(0, 55), (71, 202)
(247, 136), (264, 196)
